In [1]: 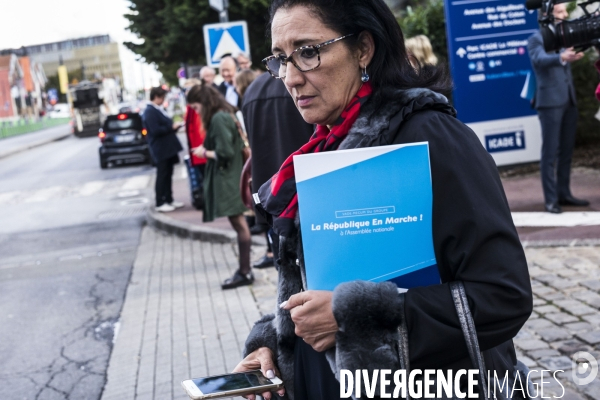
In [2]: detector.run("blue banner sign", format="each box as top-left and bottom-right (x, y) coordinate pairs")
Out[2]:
(444, 0), (542, 165)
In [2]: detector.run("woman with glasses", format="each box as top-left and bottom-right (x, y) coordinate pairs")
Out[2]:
(233, 1), (532, 399)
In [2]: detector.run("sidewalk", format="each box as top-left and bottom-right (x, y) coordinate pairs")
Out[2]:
(101, 228), (277, 400)
(146, 165), (266, 245)
(101, 227), (600, 400)
(0, 123), (72, 159)
(502, 167), (600, 246)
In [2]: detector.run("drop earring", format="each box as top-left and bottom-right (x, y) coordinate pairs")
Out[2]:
(361, 66), (370, 83)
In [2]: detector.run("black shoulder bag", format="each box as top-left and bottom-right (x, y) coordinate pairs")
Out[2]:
(397, 282), (531, 400)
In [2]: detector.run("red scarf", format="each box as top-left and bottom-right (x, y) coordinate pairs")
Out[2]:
(257, 82), (372, 236)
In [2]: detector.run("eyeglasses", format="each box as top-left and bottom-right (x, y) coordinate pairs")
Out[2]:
(262, 34), (355, 79)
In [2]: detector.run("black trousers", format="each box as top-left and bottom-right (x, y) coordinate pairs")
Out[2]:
(155, 154), (179, 207)
(538, 104), (578, 205)
(294, 337), (342, 400)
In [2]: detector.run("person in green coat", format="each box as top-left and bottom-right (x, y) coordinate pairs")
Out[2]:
(187, 84), (252, 290)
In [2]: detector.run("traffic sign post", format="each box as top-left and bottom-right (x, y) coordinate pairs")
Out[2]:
(203, 21), (250, 68)
(444, 0), (542, 166)
(209, 0), (229, 22)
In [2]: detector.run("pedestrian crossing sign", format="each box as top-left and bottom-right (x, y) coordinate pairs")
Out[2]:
(203, 21), (250, 68)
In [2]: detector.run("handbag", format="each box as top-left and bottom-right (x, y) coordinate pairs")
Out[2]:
(240, 155), (253, 209)
(397, 282), (532, 400)
(230, 112), (251, 163)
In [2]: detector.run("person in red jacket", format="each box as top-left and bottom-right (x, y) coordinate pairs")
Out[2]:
(184, 104), (207, 208)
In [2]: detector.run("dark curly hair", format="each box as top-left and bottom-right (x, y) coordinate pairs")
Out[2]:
(268, 0), (451, 95)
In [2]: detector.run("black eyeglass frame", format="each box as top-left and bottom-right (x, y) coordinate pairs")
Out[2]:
(262, 34), (355, 79)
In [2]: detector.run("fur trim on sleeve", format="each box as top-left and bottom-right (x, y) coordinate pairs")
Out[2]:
(243, 314), (278, 358)
(331, 280), (405, 397)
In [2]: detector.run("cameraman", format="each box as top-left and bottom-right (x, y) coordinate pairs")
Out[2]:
(528, 3), (589, 213)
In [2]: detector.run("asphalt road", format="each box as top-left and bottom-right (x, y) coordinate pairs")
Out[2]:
(0, 129), (154, 400)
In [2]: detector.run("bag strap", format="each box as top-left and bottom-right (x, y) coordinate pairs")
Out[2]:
(397, 283), (493, 400)
(229, 112), (249, 148)
(397, 293), (412, 400)
(449, 281), (492, 400)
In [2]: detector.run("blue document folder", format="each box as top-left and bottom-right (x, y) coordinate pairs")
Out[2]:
(294, 142), (440, 291)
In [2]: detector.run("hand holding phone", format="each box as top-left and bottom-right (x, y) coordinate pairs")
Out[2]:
(181, 370), (283, 399)
(233, 347), (285, 400)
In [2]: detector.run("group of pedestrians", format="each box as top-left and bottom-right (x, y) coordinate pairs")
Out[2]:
(142, 52), (272, 289)
(140, 0), (597, 397)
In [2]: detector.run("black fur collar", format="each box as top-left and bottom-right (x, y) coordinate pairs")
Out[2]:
(339, 87), (456, 150)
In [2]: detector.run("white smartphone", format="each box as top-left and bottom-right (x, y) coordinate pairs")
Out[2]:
(181, 370), (284, 399)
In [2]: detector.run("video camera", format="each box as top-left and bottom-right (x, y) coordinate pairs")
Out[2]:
(526, 0), (600, 52)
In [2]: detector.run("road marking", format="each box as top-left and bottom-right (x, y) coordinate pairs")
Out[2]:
(117, 190), (140, 198)
(0, 191), (21, 205)
(97, 206), (147, 220)
(120, 198), (149, 206)
(512, 212), (600, 227)
(24, 186), (65, 203)
(121, 175), (151, 190)
(78, 181), (106, 196)
(0, 174), (151, 205)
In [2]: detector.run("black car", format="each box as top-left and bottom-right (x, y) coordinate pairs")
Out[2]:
(98, 113), (151, 169)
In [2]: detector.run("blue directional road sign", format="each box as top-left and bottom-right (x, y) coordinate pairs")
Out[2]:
(444, 0), (542, 166)
(203, 21), (250, 68)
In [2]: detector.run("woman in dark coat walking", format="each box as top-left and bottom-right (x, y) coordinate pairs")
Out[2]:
(231, 0), (533, 399)
(187, 84), (252, 290)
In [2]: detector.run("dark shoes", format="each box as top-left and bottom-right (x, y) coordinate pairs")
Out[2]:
(558, 196), (590, 207)
(545, 203), (562, 214)
(250, 223), (268, 235)
(252, 255), (274, 269)
(221, 270), (254, 290)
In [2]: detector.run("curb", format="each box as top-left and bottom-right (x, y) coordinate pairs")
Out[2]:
(147, 207), (600, 248)
(0, 128), (71, 160)
(521, 238), (600, 248)
(146, 209), (267, 245)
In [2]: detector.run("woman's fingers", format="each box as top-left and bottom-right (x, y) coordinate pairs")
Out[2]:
(232, 348), (285, 398)
(256, 348), (278, 379)
(281, 291), (309, 310)
(261, 391), (272, 399)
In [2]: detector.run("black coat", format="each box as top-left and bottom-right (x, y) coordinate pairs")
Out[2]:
(241, 73), (314, 223)
(244, 87), (533, 399)
(218, 81), (242, 108)
(142, 104), (183, 163)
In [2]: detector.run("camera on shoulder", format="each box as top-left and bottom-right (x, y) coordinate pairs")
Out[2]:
(526, 0), (600, 52)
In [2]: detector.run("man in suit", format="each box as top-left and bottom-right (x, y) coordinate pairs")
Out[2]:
(528, 4), (589, 213)
(217, 56), (242, 108)
(143, 87), (184, 212)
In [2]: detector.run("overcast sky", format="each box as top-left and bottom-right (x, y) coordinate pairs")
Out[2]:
(0, 0), (161, 92)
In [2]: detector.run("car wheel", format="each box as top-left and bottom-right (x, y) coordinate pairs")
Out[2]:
(100, 158), (108, 169)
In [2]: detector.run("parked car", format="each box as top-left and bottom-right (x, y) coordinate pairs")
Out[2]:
(98, 112), (151, 169)
(48, 103), (71, 119)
